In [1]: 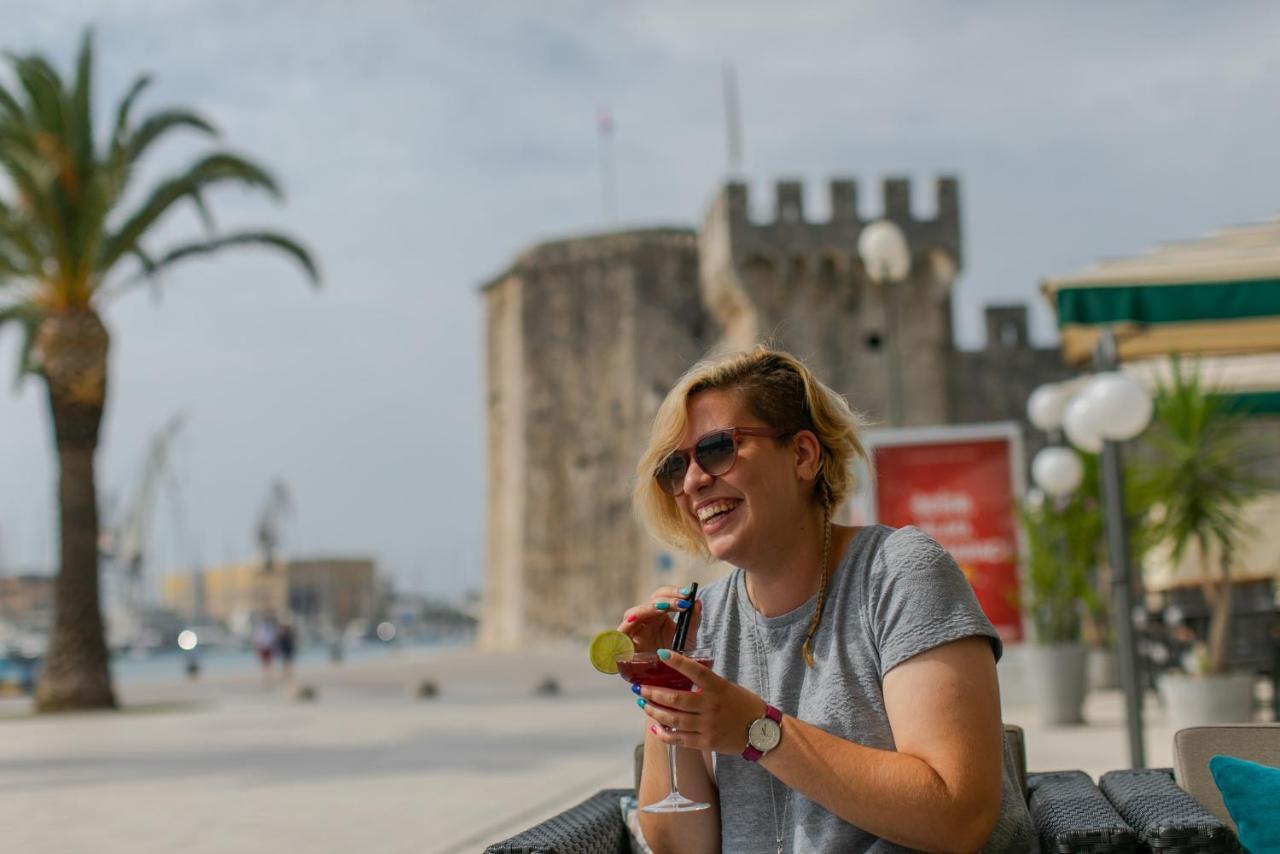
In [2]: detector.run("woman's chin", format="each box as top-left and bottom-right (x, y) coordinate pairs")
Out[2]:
(704, 528), (745, 564)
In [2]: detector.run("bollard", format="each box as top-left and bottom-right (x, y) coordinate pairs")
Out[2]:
(289, 683), (318, 702)
(410, 679), (440, 699)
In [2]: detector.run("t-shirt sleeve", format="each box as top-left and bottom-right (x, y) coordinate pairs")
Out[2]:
(864, 526), (1002, 677)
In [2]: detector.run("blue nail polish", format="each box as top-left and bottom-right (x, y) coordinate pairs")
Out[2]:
(631, 684), (642, 695)
(678, 587), (690, 596)
(676, 599), (691, 609)
(655, 602), (670, 611)
(657, 649), (671, 661)
(636, 698), (646, 708)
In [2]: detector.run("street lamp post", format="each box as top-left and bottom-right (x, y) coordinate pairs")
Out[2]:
(1027, 338), (1154, 768)
(858, 221), (911, 427)
(1089, 330), (1153, 769)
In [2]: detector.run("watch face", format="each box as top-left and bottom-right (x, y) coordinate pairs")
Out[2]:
(748, 717), (781, 753)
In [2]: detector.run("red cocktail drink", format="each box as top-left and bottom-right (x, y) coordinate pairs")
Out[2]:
(618, 653), (713, 691)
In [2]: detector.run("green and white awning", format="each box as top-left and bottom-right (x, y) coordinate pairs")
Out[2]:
(1042, 218), (1280, 367)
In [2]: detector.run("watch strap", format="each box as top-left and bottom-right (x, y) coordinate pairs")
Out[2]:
(741, 704), (782, 762)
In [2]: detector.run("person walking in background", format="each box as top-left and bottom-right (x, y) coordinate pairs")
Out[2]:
(277, 623), (296, 681)
(622, 345), (1034, 853)
(254, 619), (278, 683)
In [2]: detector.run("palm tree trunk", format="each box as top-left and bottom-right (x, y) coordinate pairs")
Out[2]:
(33, 310), (116, 712)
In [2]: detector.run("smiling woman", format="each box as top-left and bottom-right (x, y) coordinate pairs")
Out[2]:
(620, 345), (1035, 854)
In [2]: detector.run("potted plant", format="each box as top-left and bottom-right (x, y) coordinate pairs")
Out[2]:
(1019, 487), (1101, 724)
(1132, 358), (1267, 727)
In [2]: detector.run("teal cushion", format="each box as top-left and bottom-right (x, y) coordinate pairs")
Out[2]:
(1209, 754), (1280, 853)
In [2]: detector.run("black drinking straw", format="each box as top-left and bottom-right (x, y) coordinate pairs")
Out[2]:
(671, 583), (698, 652)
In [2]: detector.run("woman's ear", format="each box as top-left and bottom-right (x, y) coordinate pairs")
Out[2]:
(793, 430), (823, 482)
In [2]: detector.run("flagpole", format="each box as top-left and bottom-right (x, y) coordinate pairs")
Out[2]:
(597, 106), (617, 222)
(722, 64), (743, 178)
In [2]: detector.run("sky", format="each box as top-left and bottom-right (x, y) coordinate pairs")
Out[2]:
(2, 1), (1280, 601)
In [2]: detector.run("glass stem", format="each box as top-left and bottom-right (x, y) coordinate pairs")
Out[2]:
(667, 743), (680, 796)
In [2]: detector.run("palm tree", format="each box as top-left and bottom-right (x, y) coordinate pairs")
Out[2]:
(1134, 358), (1266, 676)
(0, 31), (317, 711)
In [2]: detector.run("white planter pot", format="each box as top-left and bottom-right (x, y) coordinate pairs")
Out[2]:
(1159, 672), (1255, 729)
(1087, 647), (1118, 692)
(1027, 643), (1088, 725)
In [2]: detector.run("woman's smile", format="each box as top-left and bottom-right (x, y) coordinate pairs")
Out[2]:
(696, 499), (741, 534)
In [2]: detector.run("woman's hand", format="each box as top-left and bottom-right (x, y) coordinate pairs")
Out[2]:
(618, 585), (700, 654)
(636, 649), (765, 756)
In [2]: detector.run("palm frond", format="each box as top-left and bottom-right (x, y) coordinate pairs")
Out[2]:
(108, 229), (319, 297)
(124, 108), (217, 166)
(0, 145), (72, 274)
(0, 78), (23, 121)
(110, 74), (152, 147)
(98, 152), (283, 275)
(0, 299), (44, 387)
(70, 30), (94, 171)
(6, 53), (67, 135)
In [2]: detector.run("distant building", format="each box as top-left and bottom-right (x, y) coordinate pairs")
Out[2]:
(162, 557), (377, 637)
(481, 177), (1071, 650)
(0, 574), (55, 622)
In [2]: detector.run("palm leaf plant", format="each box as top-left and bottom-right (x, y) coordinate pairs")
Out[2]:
(1132, 357), (1266, 676)
(1019, 485), (1102, 644)
(0, 31), (317, 711)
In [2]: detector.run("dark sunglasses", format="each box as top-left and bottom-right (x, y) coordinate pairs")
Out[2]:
(654, 427), (791, 497)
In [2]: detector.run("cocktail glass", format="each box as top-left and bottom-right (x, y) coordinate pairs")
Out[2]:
(618, 648), (714, 813)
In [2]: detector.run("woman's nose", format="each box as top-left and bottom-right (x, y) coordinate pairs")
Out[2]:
(683, 457), (715, 495)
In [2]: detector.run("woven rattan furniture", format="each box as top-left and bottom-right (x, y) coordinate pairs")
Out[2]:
(485, 772), (1149, 853)
(485, 788), (632, 854)
(1098, 768), (1238, 854)
(484, 728), (1258, 853)
(1026, 770), (1137, 853)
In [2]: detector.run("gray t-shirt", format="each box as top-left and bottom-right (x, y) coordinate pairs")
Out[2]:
(696, 524), (1034, 853)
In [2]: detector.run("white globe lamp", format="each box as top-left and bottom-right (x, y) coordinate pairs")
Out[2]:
(857, 220), (911, 283)
(1027, 384), (1071, 432)
(1031, 446), (1084, 498)
(1062, 393), (1104, 453)
(1084, 372), (1154, 441)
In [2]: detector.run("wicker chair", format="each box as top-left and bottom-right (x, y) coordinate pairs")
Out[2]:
(486, 728), (1149, 853)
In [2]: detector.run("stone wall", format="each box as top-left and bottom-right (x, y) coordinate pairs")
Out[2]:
(950, 305), (1075, 462)
(480, 230), (707, 647)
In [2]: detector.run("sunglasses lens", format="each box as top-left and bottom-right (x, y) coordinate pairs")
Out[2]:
(656, 454), (688, 495)
(694, 430), (737, 475)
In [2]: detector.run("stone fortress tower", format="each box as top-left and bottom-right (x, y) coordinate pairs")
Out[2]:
(700, 178), (961, 424)
(480, 177), (1072, 649)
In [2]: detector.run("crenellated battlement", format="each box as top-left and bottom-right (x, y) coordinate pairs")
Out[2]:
(699, 173), (966, 398)
(724, 176), (959, 228)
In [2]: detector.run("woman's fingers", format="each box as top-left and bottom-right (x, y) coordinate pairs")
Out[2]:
(653, 648), (720, 691)
(617, 586), (698, 637)
(639, 684), (699, 712)
(640, 700), (699, 734)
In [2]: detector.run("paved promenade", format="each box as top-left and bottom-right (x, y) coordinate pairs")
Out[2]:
(0, 644), (1200, 854)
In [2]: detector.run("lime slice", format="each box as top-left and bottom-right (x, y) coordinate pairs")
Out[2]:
(588, 629), (635, 675)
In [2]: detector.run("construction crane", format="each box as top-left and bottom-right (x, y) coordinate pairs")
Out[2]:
(101, 414), (186, 612)
(255, 479), (292, 573)
(98, 413), (191, 651)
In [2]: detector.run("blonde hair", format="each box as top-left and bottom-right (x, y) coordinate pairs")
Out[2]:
(633, 346), (869, 666)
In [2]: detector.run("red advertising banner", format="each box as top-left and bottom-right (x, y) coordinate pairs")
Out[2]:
(870, 431), (1023, 643)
